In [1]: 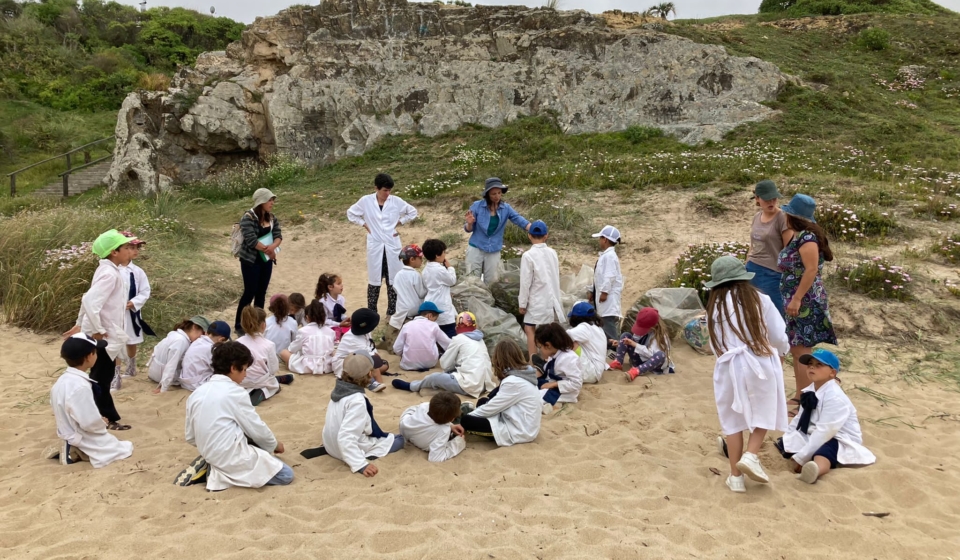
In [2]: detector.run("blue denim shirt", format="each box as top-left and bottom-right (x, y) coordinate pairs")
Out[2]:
(465, 200), (530, 253)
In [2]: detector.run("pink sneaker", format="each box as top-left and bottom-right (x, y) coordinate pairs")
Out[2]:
(626, 367), (640, 381)
(609, 360), (623, 370)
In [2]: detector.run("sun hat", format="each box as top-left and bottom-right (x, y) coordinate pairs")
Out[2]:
(529, 220), (548, 236)
(189, 316), (211, 332)
(455, 311), (477, 334)
(118, 230), (146, 246)
(399, 244), (424, 260)
(418, 301), (443, 315)
(568, 301), (597, 318)
(252, 188), (277, 208)
(753, 180), (781, 201)
(350, 308), (380, 336)
(781, 193), (817, 223)
(631, 307), (660, 337)
(61, 333), (106, 361)
(591, 225), (621, 244)
(92, 229), (138, 258)
(799, 348), (841, 372)
(703, 256), (755, 289)
(342, 351), (375, 383)
(208, 321), (231, 339)
(483, 177), (507, 196)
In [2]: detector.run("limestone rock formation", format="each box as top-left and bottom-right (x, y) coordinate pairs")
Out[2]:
(107, 0), (794, 193)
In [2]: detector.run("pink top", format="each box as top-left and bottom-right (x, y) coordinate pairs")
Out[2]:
(392, 317), (451, 371)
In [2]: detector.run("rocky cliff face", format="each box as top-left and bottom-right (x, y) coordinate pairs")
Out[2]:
(107, 0), (793, 193)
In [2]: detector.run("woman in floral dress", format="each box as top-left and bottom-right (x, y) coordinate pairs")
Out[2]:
(778, 194), (838, 407)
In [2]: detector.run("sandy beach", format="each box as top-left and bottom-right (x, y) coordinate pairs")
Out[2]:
(2, 195), (960, 559)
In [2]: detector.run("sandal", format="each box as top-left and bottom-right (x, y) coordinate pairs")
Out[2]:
(107, 421), (131, 431)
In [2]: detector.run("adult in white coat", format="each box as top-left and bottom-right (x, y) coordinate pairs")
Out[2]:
(346, 173), (418, 316)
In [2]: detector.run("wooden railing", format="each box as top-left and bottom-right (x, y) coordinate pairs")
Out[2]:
(6, 136), (114, 197)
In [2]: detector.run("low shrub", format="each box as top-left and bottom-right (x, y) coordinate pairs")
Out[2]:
(185, 154), (306, 201)
(670, 241), (750, 304)
(912, 197), (959, 220)
(817, 203), (896, 241)
(621, 125), (664, 145)
(858, 28), (890, 51)
(834, 257), (912, 301)
(934, 234), (960, 263)
(693, 194), (728, 216)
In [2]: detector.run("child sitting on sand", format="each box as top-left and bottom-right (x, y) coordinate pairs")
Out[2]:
(461, 339), (541, 447)
(49, 334), (134, 467)
(535, 323), (583, 414)
(565, 302), (608, 384)
(399, 391), (466, 463)
(280, 300), (336, 375)
(393, 301), (451, 371)
(237, 306), (293, 406)
(265, 294), (298, 355)
(178, 341), (293, 489)
(302, 352), (404, 477)
(333, 308), (389, 392)
(609, 307), (674, 380)
(777, 349), (876, 484)
(180, 321), (231, 392)
(148, 316), (209, 394)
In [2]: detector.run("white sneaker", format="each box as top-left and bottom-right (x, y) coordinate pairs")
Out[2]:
(122, 358), (137, 379)
(367, 380), (386, 393)
(726, 474), (746, 493)
(797, 461), (820, 484)
(736, 452), (769, 483)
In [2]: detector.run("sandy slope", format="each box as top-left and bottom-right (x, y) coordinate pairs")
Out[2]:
(2, 193), (959, 559)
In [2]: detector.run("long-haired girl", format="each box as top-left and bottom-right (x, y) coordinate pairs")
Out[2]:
(315, 273), (351, 341)
(237, 306), (293, 406)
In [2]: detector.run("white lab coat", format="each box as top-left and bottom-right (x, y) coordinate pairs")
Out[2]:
(287, 322), (336, 374)
(389, 266), (427, 329)
(542, 349), (583, 404)
(592, 247), (623, 319)
(783, 380), (876, 466)
(567, 323), (607, 383)
(50, 367), (134, 468)
(322, 392), (395, 473)
(147, 329), (192, 392)
(519, 244), (565, 325)
(265, 315), (298, 355)
(180, 335), (214, 391)
(321, 294), (347, 329)
(422, 261), (458, 325)
(76, 259), (129, 360)
(237, 335), (280, 399)
(185, 376), (285, 491)
(120, 262), (151, 344)
(439, 332), (495, 398)
(469, 373), (542, 447)
(399, 403), (466, 463)
(393, 316), (450, 370)
(347, 193), (418, 286)
(333, 331), (376, 379)
(712, 292), (790, 435)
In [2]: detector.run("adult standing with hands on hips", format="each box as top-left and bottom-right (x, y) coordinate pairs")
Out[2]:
(464, 177), (531, 285)
(235, 188), (282, 336)
(348, 173), (418, 316)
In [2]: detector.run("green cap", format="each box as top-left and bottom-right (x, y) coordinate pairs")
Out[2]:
(703, 256), (755, 289)
(189, 316), (211, 332)
(754, 180), (781, 201)
(92, 229), (138, 258)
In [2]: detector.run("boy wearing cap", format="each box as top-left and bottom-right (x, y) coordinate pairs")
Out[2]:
(566, 302), (608, 384)
(777, 349), (875, 484)
(180, 321), (232, 392)
(392, 301), (451, 371)
(62, 229), (138, 431)
(588, 225), (624, 345)
(393, 311), (495, 397)
(118, 232), (153, 381)
(333, 308), (389, 392)
(422, 239), (459, 339)
(148, 316), (210, 393)
(387, 244), (427, 344)
(49, 334), (134, 467)
(314, 352), (404, 477)
(519, 220), (565, 359)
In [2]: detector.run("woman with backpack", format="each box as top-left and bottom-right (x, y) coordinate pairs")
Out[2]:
(233, 188), (282, 335)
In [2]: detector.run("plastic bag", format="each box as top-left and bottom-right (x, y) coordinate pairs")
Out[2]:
(623, 287), (705, 338)
(489, 258), (523, 321)
(451, 276), (495, 312)
(559, 264), (594, 317)
(467, 296), (526, 353)
(683, 315), (711, 355)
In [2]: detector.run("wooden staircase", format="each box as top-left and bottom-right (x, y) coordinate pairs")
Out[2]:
(32, 160), (113, 197)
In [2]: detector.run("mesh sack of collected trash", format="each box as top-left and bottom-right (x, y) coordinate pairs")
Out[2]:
(489, 258), (523, 321)
(467, 296), (526, 353)
(451, 275), (495, 312)
(622, 287), (706, 338)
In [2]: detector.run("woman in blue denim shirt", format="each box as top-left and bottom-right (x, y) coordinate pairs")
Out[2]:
(463, 177), (531, 285)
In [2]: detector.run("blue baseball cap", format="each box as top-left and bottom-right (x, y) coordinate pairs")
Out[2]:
(568, 301), (596, 318)
(419, 301), (443, 314)
(529, 220), (548, 236)
(799, 348), (840, 372)
(207, 320), (231, 339)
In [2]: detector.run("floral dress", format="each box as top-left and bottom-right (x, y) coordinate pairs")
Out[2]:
(778, 231), (838, 347)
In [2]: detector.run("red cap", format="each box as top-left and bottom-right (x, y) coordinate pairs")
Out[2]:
(631, 307), (660, 337)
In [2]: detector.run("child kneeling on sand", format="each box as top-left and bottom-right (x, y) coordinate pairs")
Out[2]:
(777, 349), (876, 484)
(399, 391), (466, 462)
(461, 339), (541, 447)
(49, 334), (134, 467)
(178, 341), (293, 489)
(301, 352), (404, 477)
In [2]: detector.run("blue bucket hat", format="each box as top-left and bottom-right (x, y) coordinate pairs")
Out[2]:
(568, 301), (596, 318)
(799, 348), (841, 372)
(529, 220), (548, 236)
(419, 301), (443, 315)
(781, 194), (817, 223)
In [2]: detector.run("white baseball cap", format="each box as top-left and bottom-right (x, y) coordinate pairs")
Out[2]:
(591, 225), (621, 243)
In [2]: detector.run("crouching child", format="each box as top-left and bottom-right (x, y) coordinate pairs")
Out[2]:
(399, 391), (466, 462)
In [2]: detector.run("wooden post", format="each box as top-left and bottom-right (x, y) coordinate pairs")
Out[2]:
(63, 174), (69, 197)
(84, 150), (91, 164)
(66, 152), (72, 172)
(9, 174), (14, 197)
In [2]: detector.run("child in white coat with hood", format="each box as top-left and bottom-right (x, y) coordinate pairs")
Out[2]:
(535, 323), (583, 414)
(280, 300), (336, 375)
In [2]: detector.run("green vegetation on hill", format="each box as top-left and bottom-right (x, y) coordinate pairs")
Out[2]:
(758, 0), (952, 17)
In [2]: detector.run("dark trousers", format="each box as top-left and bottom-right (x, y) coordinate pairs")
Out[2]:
(367, 250), (397, 316)
(90, 345), (120, 422)
(236, 258), (274, 329)
(460, 414), (495, 439)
